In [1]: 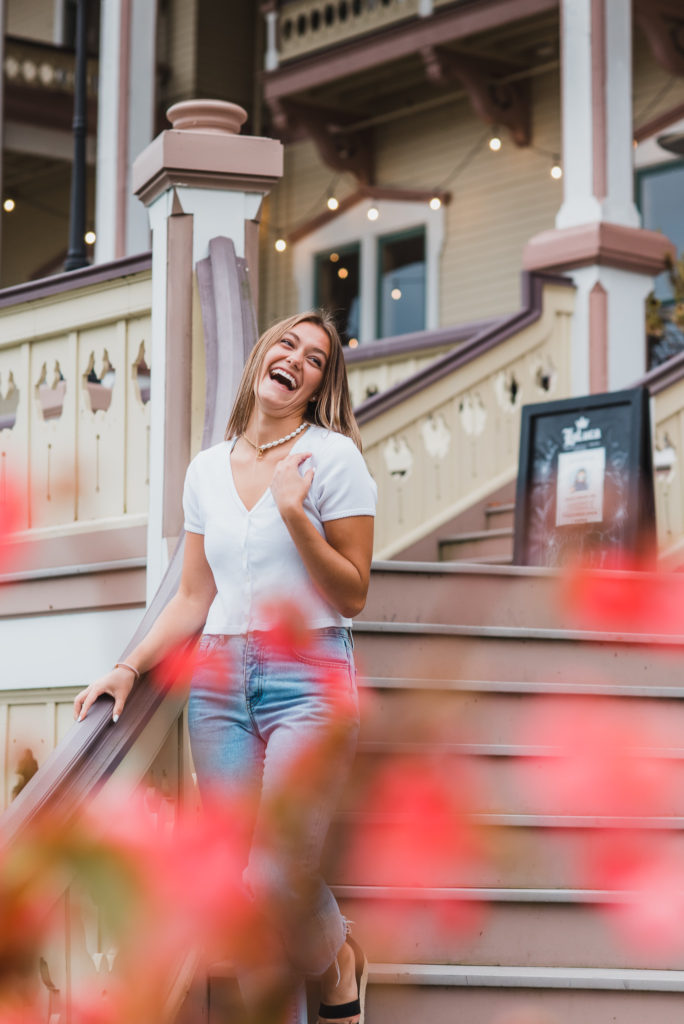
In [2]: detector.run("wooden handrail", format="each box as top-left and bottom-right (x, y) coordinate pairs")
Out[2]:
(1, 239), (254, 840)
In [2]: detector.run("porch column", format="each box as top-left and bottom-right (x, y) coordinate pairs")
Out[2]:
(523, 0), (674, 395)
(95, 0), (156, 262)
(132, 100), (283, 601)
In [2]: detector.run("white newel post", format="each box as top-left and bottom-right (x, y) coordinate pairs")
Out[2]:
(132, 100), (283, 602)
(524, 0), (674, 396)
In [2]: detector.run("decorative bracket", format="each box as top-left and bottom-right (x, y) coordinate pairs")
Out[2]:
(420, 46), (531, 147)
(269, 98), (375, 185)
(634, 0), (684, 77)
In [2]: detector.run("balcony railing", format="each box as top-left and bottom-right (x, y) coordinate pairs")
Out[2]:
(3, 35), (98, 96)
(265, 0), (455, 68)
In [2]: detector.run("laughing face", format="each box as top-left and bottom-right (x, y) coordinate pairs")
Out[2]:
(256, 321), (331, 418)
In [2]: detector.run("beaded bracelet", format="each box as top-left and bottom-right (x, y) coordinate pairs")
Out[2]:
(115, 661), (141, 682)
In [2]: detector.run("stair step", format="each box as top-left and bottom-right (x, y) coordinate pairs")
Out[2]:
(208, 963), (684, 1024)
(484, 501), (516, 529)
(354, 622), (684, 689)
(439, 527), (514, 562)
(333, 886), (684, 970)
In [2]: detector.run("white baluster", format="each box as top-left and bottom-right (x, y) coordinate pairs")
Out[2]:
(264, 8), (280, 71)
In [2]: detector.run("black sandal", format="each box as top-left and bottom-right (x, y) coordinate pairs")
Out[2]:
(316, 936), (367, 1024)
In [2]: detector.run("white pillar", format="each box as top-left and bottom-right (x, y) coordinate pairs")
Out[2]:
(264, 7), (279, 72)
(524, 0), (674, 395)
(95, 0), (156, 264)
(132, 100), (283, 600)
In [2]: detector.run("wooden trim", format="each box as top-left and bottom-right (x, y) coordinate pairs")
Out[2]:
(354, 272), (574, 424)
(638, 350), (684, 396)
(115, 0), (132, 259)
(591, 0), (607, 201)
(345, 316), (502, 366)
(288, 185), (451, 244)
(523, 222), (676, 275)
(0, 252), (151, 309)
(263, 0), (558, 101)
(4, 82), (98, 135)
(589, 280), (608, 393)
(8, 521), (147, 571)
(0, 565), (146, 617)
(634, 101), (684, 144)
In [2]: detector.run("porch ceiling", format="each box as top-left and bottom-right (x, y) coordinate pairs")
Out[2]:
(264, 1), (560, 127)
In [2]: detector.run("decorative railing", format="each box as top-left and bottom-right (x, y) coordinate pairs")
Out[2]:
(642, 352), (684, 562)
(356, 273), (575, 558)
(264, 0), (448, 67)
(344, 316), (501, 408)
(0, 256), (152, 540)
(4, 35), (98, 96)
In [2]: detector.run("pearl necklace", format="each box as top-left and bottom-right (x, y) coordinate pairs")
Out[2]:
(242, 421), (308, 460)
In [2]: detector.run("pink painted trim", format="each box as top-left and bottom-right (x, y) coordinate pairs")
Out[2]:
(634, 100), (684, 143)
(589, 280), (608, 393)
(591, 0), (607, 201)
(0, 253), (151, 309)
(115, 0), (132, 259)
(132, 133), (283, 206)
(523, 223), (676, 275)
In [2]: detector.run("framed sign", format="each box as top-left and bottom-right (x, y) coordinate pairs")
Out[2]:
(513, 388), (656, 567)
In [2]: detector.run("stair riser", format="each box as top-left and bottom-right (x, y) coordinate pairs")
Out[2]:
(335, 896), (684, 970)
(354, 632), (684, 689)
(358, 687), (684, 747)
(485, 504), (516, 529)
(363, 985), (684, 1024)
(324, 823), (684, 890)
(440, 533), (513, 561)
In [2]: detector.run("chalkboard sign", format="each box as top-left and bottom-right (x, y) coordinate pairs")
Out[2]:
(513, 388), (656, 567)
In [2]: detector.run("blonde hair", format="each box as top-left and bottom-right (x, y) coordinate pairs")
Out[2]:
(225, 310), (362, 450)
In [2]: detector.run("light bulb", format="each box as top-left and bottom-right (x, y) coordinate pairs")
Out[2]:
(391, 288), (402, 300)
(367, 206), (379, 221)
(85, 230), (96, 244)
(348, 338), (359, 348)
(489, 135), (502, 152)
(337, 267), (349, 280)
(429, 196), (441, 210)
(274, 238), (287, 252)
(3, 198), (15, 212)
(550, 162), (563, 180)
(327, 195), (339, 211)
(329, 252), (340, 263)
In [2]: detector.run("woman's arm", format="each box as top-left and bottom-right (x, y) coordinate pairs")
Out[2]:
(271, 452), (374, 618)
(73, 532), (217, 722)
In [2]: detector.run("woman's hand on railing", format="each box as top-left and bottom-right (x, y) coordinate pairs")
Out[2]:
(73, 665), (137, 724)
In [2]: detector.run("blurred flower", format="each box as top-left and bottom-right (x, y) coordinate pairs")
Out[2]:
(0, 476), (26, 574)
(150, 638), (232, 693)
(562, 559), (684, 635)
(518, 696), (677, 818)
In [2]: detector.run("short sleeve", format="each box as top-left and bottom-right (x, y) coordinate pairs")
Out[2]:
(312, 435), (377, 522)
(182, 457), (205, 534)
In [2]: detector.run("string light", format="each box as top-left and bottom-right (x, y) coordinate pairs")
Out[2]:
(274, 238), (287, 252)
(329, 252), (340, 262)
(348, 338), (359, 348)
(488, 134), (502, 152)
(391, 288), (402, 300)
(429, 196), (442, 210)
(550, 159), (563, 180)
(367, 206), (379, 221)
(337, 267), (349, 279)
(85, 230), (96, 244)
(327, 195), (339, 211)
(3, 198), (15, 212)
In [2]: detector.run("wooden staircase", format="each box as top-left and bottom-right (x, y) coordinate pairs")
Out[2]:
(238, 560), (684, 1024)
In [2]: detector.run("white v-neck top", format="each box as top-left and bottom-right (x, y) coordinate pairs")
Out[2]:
(182, 425), (377, 633)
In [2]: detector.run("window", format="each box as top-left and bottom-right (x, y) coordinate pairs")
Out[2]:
(377, 228), (426, 337)
(293, 199), (444, 346)
(637, 161), (684, 300)
(314, 243), (361, 345)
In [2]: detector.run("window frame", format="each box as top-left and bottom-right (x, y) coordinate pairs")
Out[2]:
(375, 225), (427, 339)
(293, 198), (444, 345)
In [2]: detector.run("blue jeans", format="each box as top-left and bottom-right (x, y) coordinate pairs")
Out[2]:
(188, 627), (359, 979)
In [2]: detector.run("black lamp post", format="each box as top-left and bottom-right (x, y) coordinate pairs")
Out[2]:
(64, 0), (89, 272)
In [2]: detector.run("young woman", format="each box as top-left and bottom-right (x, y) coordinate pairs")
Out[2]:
(74, 311), (377, 1024)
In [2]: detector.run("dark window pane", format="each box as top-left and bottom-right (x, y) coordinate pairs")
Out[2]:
(314, 244), (360, 345)
(378, 229), (426, 338)
(638, 162), (684, 300)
